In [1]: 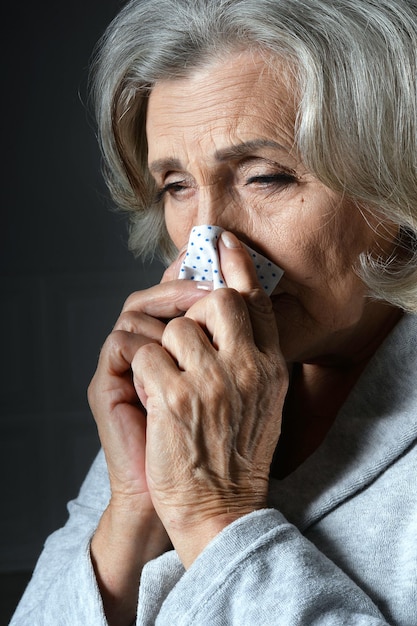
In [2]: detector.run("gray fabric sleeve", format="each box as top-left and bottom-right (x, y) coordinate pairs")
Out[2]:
(10, 450), (110, 626)
(137, 509), (389, 626)
(9, 454), (390, 625)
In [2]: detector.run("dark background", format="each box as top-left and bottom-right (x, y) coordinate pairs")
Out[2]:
(1, 1), (164, 620)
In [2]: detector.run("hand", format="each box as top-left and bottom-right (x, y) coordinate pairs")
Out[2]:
(132, 232), (288, 567)
(87, 253), (210, 624)
(88, 253), (207, 507)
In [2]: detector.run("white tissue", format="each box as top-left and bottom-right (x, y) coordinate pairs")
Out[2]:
(178, 225), (283, 295)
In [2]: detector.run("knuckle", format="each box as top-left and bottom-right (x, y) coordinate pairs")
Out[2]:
(163, 315), (194, 340)
(103, 329), (127, 353)
(211, 288), (252, 336)
(133, 340), (156, 363)
(166, 315), (187, 331)
(99, 329), (135, 369)
(122, 290), (142, 311)
(210, 286), (242, 312)
(245, 288), (274, 315)
(114, 310), (142, 333)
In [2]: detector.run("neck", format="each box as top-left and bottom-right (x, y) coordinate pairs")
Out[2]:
(304, 304), (403, 369)
(271, 305), (403, 479)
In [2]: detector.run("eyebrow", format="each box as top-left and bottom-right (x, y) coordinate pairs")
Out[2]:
(148, 139), (292, 175)
(149, 157), (182, 175)
(215, 139), (290, 161)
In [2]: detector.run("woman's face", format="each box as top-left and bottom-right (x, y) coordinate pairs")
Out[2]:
(146, 51), (395, 363)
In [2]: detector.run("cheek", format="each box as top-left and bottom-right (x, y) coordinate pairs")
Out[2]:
(288, 200), (370, 281)
(164, 208), (194, 251)
(282, 234), (370, 331)
(275, 206), (372, 321)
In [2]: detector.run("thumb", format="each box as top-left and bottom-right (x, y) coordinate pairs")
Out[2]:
(219, 231), (283, 354)
(217, 231), (262, 294)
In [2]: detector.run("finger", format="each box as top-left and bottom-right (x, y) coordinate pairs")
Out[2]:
(114, 310), (166, 343)
(122, 279), (212, 320)
(186, 285), (281, 357)
(218, 231), (263, 294)
(244, 289), (281, 354)
(185, 287), (255, 353)
(161, 315), (217, 370)
(97, 329), (158, 379)
(132, 341), (181, 406)
(88, 331), (152, 424)
(217, 232), (281, 353)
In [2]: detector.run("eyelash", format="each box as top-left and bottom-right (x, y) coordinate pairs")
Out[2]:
(245, 173), (297, 187)
(154, 181), (188, 203)
(154, 172), (297, 203)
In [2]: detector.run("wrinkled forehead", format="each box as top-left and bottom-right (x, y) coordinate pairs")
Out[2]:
(146, 50), (298, 164)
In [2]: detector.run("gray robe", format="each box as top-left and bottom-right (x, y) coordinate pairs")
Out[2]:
(11, 314), (417, 625)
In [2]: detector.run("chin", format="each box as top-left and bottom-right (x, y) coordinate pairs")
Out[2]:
(270, 295), (328, 364)
(271, 303), (309, 362)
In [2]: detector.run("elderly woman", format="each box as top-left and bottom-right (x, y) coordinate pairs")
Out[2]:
(11, 0), (417, 624)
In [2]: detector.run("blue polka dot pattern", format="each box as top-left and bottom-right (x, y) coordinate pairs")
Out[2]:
(178, 225), (283, 295)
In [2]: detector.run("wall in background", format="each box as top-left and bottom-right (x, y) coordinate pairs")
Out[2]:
(1, 0), (164, 572)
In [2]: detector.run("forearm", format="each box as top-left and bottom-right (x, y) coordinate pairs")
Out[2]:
(91, 502), (171, 626)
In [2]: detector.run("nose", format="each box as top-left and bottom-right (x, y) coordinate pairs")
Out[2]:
(194, 183), (239, 233)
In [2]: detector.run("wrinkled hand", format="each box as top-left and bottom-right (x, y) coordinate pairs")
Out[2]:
(87, 253), (214, 622)
(132, 233), (288, 566)
(87, 253), (207, 511)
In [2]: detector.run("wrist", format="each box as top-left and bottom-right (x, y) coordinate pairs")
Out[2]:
(91, 500), (171, 625)
(165, 501), (266, 569)
(96, 496), (171, 559)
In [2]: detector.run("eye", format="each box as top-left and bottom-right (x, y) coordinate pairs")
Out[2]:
(154, 179), (190, 203)
(245, 173), (297, 188)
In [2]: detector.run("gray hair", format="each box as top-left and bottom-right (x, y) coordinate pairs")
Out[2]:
(90, 0), (417, 312)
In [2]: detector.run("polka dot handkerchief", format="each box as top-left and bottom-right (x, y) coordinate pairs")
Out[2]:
(178, 225), (283, 295)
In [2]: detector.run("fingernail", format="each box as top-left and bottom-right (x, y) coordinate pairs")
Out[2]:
(221, 231), (241, 249)
(196, 281), (213, 291)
